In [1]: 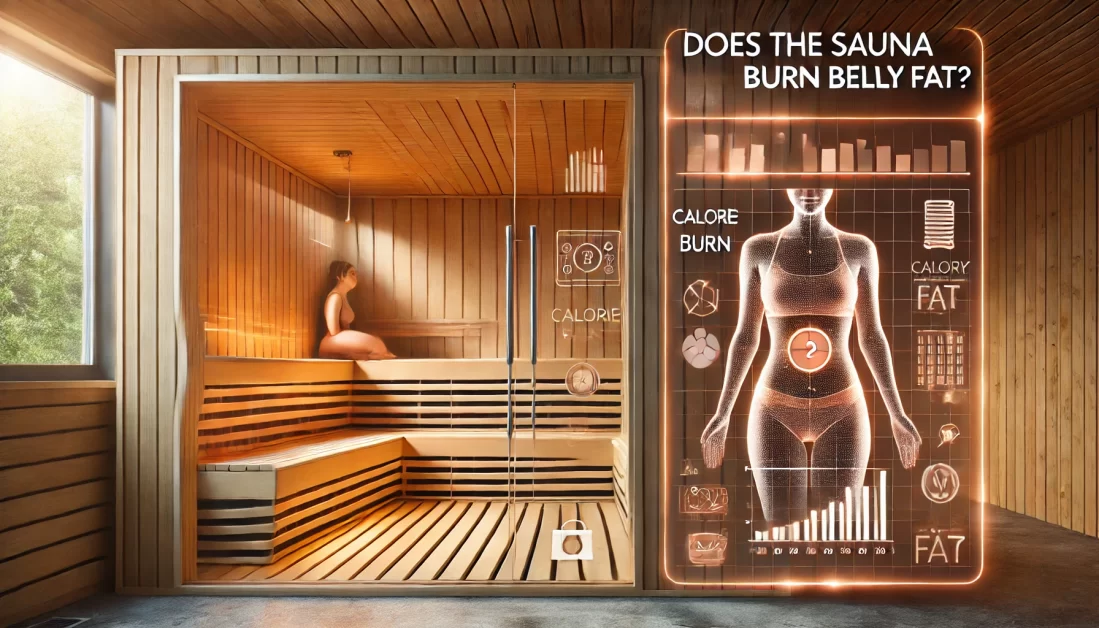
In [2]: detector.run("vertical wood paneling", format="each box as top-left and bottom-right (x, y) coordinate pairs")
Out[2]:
(393, 199), (413, 357)
(989, 151), (1000, 507)
(1034, 133), (1047, 522)
(1087, 109), (1099, 537)
(1046, 127), (1061, 524)
(989, 104), (1099, 538)
(155, 55), (178, 588)
(479, 199), (499, 357)
(444, 198), (464, 358)
(1060, 120), (1073, 528)
(411, 199), (430, 357)
(1015, 144), (1026, 511)
(343, 197), (623, 359)
(1071, 115), (1085, 534)
(538, 199), (555, 358)
(193, 120), (339, 358)
(427, 198), (446, 358)
(178, 70), (202, 586)
(120, 55), (140, 587)
(1025, 137), (1037, 518)
(463, 199), (482, 358)
(136, 55), (160, 587)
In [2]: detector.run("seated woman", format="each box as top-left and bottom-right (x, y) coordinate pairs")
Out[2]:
(318, 261), (396, 360)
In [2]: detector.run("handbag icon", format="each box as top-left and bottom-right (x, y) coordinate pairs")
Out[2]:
(687, 531), (728, 566)
(551, 519), (594, 561)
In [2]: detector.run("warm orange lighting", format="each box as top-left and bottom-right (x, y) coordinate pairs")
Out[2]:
(669, 116), (977, 121)
(677, 171), (972, 177)
(660, 27), (986, 588)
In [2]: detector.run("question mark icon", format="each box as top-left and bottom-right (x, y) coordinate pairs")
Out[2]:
(958, 66), (970, 88)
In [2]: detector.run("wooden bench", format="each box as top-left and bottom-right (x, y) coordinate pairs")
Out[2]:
(196, 357), (627, 564)
(366, 319), (495, 338)
(198, 431), (403, 564)
(400, 432), (615, 500)
(199, 358), (355, 455)
(352, 359), (623, 431)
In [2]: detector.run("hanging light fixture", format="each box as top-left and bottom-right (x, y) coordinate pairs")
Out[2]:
(334, 149), (353, 223)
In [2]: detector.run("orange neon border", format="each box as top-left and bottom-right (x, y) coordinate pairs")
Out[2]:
(659, 27), (987, 588)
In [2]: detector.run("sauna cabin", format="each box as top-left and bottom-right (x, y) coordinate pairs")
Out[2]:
(181, 80), (636, 585)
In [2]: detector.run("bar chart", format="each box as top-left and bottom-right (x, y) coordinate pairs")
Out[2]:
(680, 129), (970, 176)
(750, 470), (891, 543)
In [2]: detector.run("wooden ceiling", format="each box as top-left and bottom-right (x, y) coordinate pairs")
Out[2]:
(2, 0), (1098, 147)
(189, 82), (631, 196)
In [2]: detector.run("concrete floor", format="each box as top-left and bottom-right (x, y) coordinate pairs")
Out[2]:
(24, 506), (1099, 628)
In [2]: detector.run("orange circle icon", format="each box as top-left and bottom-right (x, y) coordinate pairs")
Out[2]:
(787, 328), (832, 373)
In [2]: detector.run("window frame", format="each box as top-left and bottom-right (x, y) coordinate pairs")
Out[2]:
(0, 47), (113, 381)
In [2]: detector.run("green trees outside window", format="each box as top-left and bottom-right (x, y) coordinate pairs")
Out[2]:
(0, 52), (90, 364)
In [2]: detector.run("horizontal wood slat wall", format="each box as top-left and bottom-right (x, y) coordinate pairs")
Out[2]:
(344, 197), (623, 360)
(351, 358), (624, 432)
(987, 105), (1099, 538)
(0, 382), (115, 626)
(120, 51), (644, 589)
(199, 359), (354, 456)
(195, 118), (342, 359)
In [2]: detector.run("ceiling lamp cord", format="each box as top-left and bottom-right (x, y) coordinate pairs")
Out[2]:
(333, 149), (353, 223)
(345, 153), (352, 223)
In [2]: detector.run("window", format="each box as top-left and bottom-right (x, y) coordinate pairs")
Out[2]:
(0, 52), (94, 365)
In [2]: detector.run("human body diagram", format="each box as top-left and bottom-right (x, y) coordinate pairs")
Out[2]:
(699, 189), (921, 526)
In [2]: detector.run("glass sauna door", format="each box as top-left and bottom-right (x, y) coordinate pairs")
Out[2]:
(507, 84), (631, 583)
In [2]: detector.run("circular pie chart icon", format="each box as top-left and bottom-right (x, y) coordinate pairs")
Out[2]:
(787, 328), (832, 373)
(921, 463), (961, 504)
(683, 279), (719, 318)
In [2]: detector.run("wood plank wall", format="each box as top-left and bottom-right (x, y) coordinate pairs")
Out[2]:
(344, 197), (622, 360)
(987, 105), (1099, 538)
(117, 51), (648, 590)
(194, 118), (341, 359)
(0, 382), (115, 625)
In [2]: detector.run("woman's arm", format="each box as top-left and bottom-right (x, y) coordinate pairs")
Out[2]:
(323, 293), (343, 337)
(851, 235), (922, 468)
(701, 236), (768, 468)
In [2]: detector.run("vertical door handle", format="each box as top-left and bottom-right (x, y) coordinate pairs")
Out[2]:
(529, 225), (538, 434)
(505, 225), (514, 367)
(529, 225), (537, 365)
(505, 225), (514, 439)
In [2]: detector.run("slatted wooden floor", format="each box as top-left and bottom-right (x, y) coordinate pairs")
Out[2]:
(195, 499), (631, 583)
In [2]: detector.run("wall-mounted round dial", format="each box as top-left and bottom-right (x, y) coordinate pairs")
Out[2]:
(565, 362), (600, 397)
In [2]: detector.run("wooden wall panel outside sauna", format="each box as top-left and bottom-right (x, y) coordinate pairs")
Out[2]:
(987, 105), (1099, 538)
(0, 382), (115, 626)
(116, 51), (646, 590)
(194, 118), (341, 359)
(344, 197), (623, 360)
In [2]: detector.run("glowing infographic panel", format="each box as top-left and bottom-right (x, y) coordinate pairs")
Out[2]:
(661, 29), (984, 587)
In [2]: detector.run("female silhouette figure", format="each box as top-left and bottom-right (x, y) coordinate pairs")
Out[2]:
(700, 188), (920, 526)
(318, 261), (396, 360)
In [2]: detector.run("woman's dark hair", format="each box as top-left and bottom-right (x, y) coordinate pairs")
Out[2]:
(329, 260), (354, 287)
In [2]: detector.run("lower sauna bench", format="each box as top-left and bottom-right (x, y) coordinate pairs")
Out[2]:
(197, 432), (405, 564)
(196, 499), (631, 583)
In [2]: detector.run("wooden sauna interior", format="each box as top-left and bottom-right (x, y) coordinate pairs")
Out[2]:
(182, 81), (634, 584)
